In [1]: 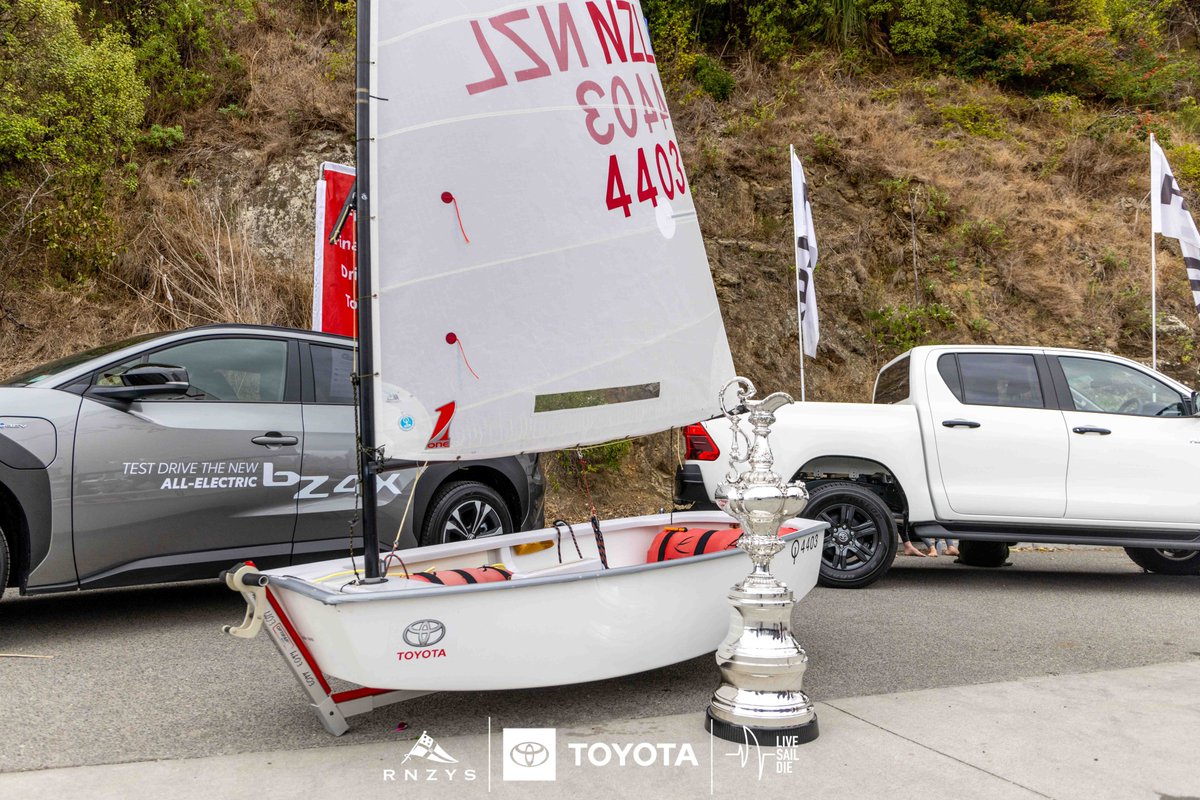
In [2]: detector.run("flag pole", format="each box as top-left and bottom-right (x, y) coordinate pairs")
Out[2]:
(1150, 134), (1159, 370)
(798, 319), (806, 402)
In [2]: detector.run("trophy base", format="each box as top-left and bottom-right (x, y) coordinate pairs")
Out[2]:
(705, 709), (819, 747)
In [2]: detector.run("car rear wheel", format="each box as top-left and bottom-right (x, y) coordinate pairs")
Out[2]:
(809, 482), (898, 589)
(955, 540), (1010, 568)
(420, 481), (514, 547)
(1123, 547), (1200, 575)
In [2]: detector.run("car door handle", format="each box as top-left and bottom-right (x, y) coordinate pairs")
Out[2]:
(942, 419), (981, 429)
(251, 432), (298, 447)
(1072, 426), (1112, 435)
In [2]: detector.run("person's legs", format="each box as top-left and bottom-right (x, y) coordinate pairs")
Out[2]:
(900, 527), (927, 556)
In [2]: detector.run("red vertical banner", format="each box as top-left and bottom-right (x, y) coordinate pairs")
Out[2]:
(312, 162), (358, 337)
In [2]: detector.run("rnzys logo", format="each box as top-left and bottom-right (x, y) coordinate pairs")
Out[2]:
(382, 731), (477, 783)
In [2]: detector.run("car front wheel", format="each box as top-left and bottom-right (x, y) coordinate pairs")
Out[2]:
(809, 482), (898, 589)
(420, 481), (514, 547)
(1124, 547), (1200, 575)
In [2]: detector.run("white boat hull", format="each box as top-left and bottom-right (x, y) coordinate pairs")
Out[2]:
(263, 511), (825, 691)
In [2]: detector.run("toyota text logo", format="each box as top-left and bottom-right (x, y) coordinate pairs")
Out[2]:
(510, 742), (550, 768)
(403, 619), (446, 648)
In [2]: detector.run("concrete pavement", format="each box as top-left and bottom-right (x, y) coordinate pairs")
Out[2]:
(4, 659), (1197, 800)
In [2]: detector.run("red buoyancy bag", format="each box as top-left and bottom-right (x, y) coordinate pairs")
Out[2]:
(646, 527), (798, 563)
(408, 565), (513, 585)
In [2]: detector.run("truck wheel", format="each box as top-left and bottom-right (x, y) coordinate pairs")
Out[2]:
(955, 540), (1010, 568)
(809, 482), (898, 589)
(1123, 547), (1200, 575)
(420, 481), (514, 547)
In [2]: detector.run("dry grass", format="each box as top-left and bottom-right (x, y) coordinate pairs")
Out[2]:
(118, 175), (309, 329)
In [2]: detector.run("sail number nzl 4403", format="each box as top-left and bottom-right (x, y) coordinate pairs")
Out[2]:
(462, 1), (690, 219)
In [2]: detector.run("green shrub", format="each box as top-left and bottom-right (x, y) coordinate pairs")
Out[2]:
(693, 55), (736, 102)
(1170, 143), (1200, 191)
(938, 103), (1007, 138)
(888, 0), (968, 59)
(556, 441), (631, 477)
(118, 0), (254, 119)
(0, 0), (146, 275)
(958, 10), (1197, 105)
(138, 123), (185, 150)
(869, 302), (956, 351)
(810, 132), (842, 162)
(1176, 97), (1200, 137)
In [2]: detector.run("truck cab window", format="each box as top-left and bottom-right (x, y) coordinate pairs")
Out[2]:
(874, 354), (910, 404)
(957, 353), (1045, 409)
(1058, 357), (1185, 417)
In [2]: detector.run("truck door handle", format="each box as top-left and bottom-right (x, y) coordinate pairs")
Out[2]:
(942, 419), (981, 429)
(251, 432), (298, 447)
(1072, 426), (1111, 435)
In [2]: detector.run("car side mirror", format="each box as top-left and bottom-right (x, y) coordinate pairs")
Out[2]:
(1191, 391), (1200, 416)
(87, 364), (190, 402)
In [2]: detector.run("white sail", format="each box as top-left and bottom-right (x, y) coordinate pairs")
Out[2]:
(369, 1), (734, 460)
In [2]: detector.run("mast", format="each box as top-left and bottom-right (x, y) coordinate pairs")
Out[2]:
(355, 0), (382, 581)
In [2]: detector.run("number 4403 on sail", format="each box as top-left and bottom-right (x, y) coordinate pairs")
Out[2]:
(606, 141), (688, 217)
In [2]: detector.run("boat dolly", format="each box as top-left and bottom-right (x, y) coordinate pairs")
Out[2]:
(222, 562), (427, 735)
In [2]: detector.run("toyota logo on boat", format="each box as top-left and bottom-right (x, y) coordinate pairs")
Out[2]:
(403, 619), (446, 647)
(510, 742), (550, 768)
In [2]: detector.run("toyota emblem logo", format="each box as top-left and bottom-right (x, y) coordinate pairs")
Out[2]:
(509, 742), (549, 768)
(403, 619), (446, 648)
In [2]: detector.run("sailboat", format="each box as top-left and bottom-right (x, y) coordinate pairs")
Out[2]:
(223, 0), (824, 734)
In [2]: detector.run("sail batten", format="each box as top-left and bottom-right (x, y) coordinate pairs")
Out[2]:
(370, 1), (734, 461)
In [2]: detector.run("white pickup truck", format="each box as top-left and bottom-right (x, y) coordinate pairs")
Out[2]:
(676, 345), (1200, 588)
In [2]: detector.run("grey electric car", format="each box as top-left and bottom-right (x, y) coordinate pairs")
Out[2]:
(0, 325), (543, 598)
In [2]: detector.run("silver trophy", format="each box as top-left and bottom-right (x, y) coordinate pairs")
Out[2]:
(705, 378), (819, 745)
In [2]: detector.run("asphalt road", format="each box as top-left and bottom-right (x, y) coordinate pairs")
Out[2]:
(2, 547), (1197, 773)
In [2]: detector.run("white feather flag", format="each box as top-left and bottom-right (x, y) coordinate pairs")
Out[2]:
(1150, 138), (1200, 316)
(791, 146), (820, 358)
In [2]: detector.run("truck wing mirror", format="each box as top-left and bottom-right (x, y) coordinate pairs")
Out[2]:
(86, 364), (190, 402)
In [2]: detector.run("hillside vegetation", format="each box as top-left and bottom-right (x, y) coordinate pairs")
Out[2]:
(2, 0), (1199, 517)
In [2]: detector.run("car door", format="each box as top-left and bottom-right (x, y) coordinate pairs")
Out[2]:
(71, 335), (303, 586)
(1054, 355), (1200, 525)
(291, 342), (419, 563)
(927, 351), (1070, 518)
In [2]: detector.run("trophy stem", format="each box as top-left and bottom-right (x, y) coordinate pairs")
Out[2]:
(705, 380), (819, 746)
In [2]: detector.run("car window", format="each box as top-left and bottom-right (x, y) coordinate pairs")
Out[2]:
(311, 345), (355, 405)
(98, 338), (289, 402)
(1058, 356), (1185, 417)
(957, 353), (1045, 409)
(874, 354), (910, 404)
